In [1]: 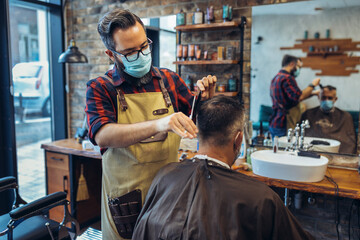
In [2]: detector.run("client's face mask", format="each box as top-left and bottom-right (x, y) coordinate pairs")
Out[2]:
(120, 52), (152, 78)
(320, 100), (334, 112)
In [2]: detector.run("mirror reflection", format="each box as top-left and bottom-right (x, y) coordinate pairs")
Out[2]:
(250, 0), (360, 155)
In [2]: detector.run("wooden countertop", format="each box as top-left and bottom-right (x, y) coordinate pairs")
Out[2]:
(41, 139), (360, 199)
(182, 151), (360, 200)
(41, 138), (102, 159)
(237, 167), (360, 200)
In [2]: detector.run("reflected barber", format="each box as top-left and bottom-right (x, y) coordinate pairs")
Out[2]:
(269, 54), (320, 138)
(85, 9), (216, 240)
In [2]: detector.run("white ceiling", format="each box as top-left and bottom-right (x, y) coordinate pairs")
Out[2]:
(253, 0), (360, 16)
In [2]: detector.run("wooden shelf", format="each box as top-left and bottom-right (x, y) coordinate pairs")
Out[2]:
(281, 37), (360, 76)
(174, 21), (241, 32)
(174, 60), (239, 65)
(307, 51), (343, 57)
(215, 92), (238, 96)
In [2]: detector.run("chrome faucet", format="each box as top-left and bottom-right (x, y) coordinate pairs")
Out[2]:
(294, 124), (300, 150)
(286, 120), (312, 152)
(300, 120), (312, 151)
(300, 120), (310, 149)
(285, 128), (294, 151)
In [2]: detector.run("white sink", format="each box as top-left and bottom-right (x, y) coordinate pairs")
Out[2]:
(278, 136), (340, 153)
(251, 150), (328, 182)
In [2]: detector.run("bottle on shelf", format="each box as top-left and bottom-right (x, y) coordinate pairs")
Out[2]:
(176, 9), (186, 26)
(227, 74), (237, 92)
(193, 8), (204, 25)
(182, 45), (188, 61)
(185, 75), (192, 90)
(195, 45), (201, 60)
(206, 6), (214, 24)
(228, 6), (233, 21)
(226, 46), (236, 60)
(186, 12), (194, 26)
(326, 29), (330, 39)
(176, 44), (183, 61)
(188, 44), (195, 60)
(263, 132), (272, 147)
(217, 83), (226, 93)
(217, 46), (224, 60)
(222, 5), (229, 22)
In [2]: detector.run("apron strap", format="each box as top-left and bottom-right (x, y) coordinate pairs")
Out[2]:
(102, 75), (128, 111)
(117, 89), (128, 111)
(158, 78), (172, 108)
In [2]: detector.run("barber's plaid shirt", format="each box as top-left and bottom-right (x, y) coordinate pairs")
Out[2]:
(85, 66), (193, 153)
(269, 70), (302, 129)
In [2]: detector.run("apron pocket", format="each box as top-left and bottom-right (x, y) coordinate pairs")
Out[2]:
(140, 132), (167, 143)
(132, 137), (170, 164)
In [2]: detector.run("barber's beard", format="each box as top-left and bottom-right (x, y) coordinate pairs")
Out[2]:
(290, 67), (296, 77)
(114, 58), (152, 87)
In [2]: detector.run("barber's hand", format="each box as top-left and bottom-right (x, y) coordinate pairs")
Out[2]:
(312, 78), (321, 87)
(156, 112), (198, 139)
(196, 75), (217, 100)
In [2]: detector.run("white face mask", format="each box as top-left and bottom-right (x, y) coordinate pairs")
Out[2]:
(293, 67), (300, 78)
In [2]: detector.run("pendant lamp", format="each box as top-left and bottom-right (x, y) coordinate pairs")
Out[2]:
(58, 0), (88, 63)
(58, 39), (88, 63)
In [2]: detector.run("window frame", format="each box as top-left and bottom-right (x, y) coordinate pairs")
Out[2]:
(0, 0), (66, 213)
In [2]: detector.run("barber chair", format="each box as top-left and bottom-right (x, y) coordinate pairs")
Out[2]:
(0, 176), (80, 240)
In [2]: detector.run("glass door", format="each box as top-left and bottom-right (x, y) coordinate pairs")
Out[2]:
(9, 1), (52, 201)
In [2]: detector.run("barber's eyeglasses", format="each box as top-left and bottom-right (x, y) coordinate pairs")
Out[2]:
(112, 38), (153, 62)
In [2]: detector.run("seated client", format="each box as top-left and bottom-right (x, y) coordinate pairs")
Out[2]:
(133, 95), (314, 240)
(301, 85), (356, 154)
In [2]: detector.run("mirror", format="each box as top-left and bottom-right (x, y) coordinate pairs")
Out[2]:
(142, 15), (177, 71)
(250, 0), (360, 156)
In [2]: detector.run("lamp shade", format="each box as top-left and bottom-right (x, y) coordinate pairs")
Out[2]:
(58, 39), (88, 63)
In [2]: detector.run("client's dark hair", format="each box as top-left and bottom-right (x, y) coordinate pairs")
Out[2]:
(97, 9), (145, 51)
(196, 95), (245, 146)
(282, 54), (300, 67)
(322, 85), (337, 91)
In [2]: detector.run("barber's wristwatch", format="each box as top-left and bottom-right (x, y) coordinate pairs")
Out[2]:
(308, 83), (315, 88)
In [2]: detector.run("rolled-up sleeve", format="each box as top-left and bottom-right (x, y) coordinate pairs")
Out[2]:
(85, 79), (117, 145)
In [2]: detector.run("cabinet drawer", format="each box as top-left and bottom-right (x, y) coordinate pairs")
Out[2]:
(46, 152), (69, 170)
(47, 167), (71, 223)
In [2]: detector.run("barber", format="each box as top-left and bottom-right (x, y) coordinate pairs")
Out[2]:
(85, 9), (216, 240)
(269, 54), (320, 137)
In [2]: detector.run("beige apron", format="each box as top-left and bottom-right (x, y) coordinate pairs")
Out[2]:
(101, 79), (181, 240)
(286, 103), (305, 130)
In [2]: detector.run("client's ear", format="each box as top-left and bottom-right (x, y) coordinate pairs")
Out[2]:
(234, 131), (243, 148)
